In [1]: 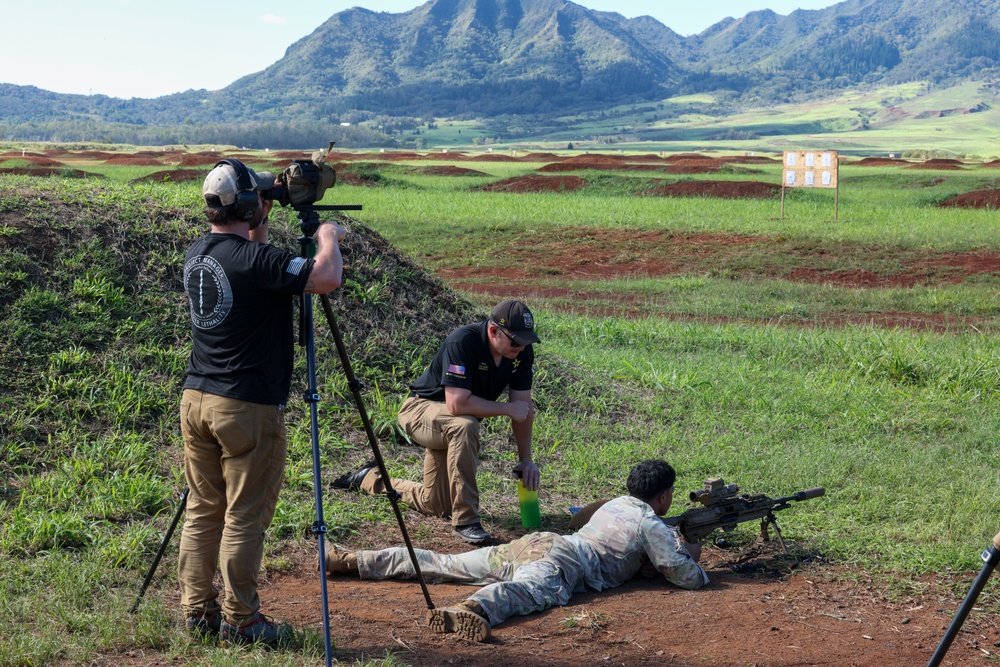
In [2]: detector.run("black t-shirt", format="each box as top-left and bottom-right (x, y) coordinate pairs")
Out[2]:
(408, 321), (534, 402)
(182, 233), (313, 405)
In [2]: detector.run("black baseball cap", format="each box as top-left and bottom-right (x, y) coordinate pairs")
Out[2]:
(490, 299), (540, 346)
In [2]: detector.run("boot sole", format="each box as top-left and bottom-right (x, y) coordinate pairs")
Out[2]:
(426, 608), (491, 642)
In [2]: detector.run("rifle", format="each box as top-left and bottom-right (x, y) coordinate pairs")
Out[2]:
(664, 478), (825, 553)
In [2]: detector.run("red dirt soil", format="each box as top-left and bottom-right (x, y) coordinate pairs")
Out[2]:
(939, 190), (1000, 209)
(416, 165), (490, 176)
(641, 180), (780, 198)
(854, 158), (911, 167)
(176, 154), (224, 167)
(437, 227), (1000, 331)
(146, 528), (997, 667)
(478, 175), (587, 193)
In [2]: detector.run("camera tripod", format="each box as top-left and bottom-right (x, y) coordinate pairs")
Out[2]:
(131, 204), (434, 667)
(296, 204), (434, 666)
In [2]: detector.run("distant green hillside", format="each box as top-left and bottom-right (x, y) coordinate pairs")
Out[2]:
(2, 0), (1000, 148)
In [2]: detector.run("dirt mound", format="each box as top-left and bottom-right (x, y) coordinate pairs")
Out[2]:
(466, 153), (522, 162)
(663, 152), (711, 162)
(415, 165), (489, 176)
(73, 151), (120, 160)
(924, 158), (964, 165)
(666, 159), (727, 174)
(855, 157), (910, 166)
(537, 156), (630, 171)
(18, 156), (66, 167)
(522, 152), (563, 160)
(938, 189), (1000, 209)
(906, 162), (967, 170)
(642, 180), (780, 198)
(130, 169), (206, 184)
(539, 161), (664, 173)
(102, 156), (163, 166)
(477, 175), (587, 193)
(176, 154), (223, 167)
(627, 153), (667, 162)
(0, 167), (89, 178)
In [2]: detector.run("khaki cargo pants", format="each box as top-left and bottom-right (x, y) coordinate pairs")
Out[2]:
(177, 389), (288, 624)
(360, 395), (481, 526)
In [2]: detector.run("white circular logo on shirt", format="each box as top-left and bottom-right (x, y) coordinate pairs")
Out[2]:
(185, 255), (232, 329)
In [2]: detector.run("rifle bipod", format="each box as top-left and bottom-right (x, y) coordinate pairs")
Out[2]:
(754, 512), (788, 554)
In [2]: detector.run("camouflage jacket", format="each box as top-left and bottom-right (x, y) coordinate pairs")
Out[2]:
(566, 495), (709, 591)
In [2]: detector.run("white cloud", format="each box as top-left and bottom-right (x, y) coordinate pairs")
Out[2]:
(261, 13), (287, 24)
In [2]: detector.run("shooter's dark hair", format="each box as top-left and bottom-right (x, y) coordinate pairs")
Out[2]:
(626, 459), (676, 501)
(204, 194), (239, 225)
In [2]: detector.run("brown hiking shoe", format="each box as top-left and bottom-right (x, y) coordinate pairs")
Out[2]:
(325, 543), (358, 575)
(426, 600), (491, 642)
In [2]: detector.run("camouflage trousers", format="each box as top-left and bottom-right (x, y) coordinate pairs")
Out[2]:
(356, 532), (585, 627)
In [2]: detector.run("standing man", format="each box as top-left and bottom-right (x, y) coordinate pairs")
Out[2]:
(179, 159), (346, 646)
(334, 299), (540, 544)
(325, 459), (708, 642)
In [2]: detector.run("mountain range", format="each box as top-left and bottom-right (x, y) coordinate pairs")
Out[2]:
(2, 0), (999, 146)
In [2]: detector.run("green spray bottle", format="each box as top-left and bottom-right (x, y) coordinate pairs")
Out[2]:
(514, 469), (541, 528)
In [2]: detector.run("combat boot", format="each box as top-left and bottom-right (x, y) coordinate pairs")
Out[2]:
(325, 544), (359, 575)
(426, 599), (491, 642)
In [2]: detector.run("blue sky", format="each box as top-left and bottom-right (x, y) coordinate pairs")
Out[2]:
(3, 0), (838, 99)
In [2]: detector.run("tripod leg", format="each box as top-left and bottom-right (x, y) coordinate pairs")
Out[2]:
(926, 531), (1000, 667)
(301, 292), (334, 667)
(319, 293), (436, 611)
(130, 489), (188, 614)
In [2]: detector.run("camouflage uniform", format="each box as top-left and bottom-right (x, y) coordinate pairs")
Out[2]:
(355, 496), (708, 627)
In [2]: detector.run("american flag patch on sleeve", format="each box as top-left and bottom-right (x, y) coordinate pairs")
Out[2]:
(287, 257), (308, 276)
(447, 364), (466, 377)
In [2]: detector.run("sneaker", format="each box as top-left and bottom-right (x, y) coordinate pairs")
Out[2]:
(331, 460), (376, 491)
(426, 601), (491, 642)
(219, 612), (295, 648)
(452, 522), (491, 544)
(185, 610), (221, 637)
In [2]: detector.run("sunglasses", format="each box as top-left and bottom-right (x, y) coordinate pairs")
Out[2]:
(495, 326), (526, 348)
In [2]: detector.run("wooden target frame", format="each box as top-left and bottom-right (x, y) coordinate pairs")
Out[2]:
(781, 150), (840, 219)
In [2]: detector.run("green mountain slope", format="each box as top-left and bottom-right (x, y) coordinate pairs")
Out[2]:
(2, 0), (1000, 147)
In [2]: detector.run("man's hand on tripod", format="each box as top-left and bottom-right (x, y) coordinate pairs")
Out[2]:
(305, 222), (348, 294)
(317, 220), (347, 244)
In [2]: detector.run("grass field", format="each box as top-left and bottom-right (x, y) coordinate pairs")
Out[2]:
(2, 147), (1000, 664)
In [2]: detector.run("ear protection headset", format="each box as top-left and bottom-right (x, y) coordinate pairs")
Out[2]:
(215, 159), (259, 222)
